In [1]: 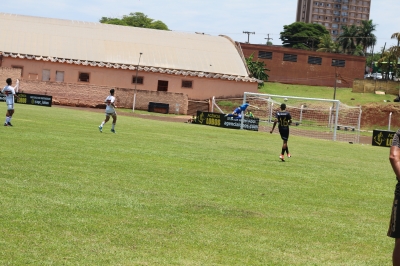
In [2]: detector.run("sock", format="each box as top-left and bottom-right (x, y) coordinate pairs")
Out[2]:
(100, 121), (105, 127)
(286, 148), (289, 154)
(5, 116), (10, 123)
(281, 149), (285, 155)
(112, 123), (115, 130)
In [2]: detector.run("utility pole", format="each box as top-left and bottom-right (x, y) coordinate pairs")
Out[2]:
(265, 34), (273, 45)
(243, 31), (255, 43)
(133, 52), (143, 112)
(333, 67), (338, 100)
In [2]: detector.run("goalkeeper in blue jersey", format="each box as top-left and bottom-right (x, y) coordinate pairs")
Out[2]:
(270, 103), (292, 162)
(225, 103), (249, 119)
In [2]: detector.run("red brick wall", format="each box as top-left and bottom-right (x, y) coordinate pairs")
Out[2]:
(18, 80), (189, 114)
(240, 43), (366, 88)
(0, 67), (21, 85)
(1, 57), (258, 101)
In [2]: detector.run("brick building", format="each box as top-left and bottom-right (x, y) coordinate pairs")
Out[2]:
(240, 43), (366, 88)
(296, 0), (371, 39)
(0, 13), (258, 112)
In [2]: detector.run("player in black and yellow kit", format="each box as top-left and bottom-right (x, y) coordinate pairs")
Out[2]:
(270, 103), (292, 161)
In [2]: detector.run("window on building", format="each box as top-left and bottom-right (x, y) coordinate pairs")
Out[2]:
(78, 72), (90, 82)
(157, 80), (168, 91)
(56, 71), (64, 82)
(12, 66), (23, 77)
(308, 56), (322, 65)
(42, 69), (50, 81)
(28, 73), (38, 80)
(258, 51), (273, 59)
(132, 76), (144, 84)
(182, 80), (193, 88)
(283, 54), (297, 62)
(332, 59), (346, 67)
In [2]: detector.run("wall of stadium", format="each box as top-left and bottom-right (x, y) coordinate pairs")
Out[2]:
(353, 79), (400, 95)
(1, 57), (258, 101)
(18, 79), (189, 114)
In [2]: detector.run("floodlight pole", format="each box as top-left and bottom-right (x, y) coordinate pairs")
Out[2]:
(133, 52), (143, 112)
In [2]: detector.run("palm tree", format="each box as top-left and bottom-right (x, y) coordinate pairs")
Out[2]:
(378, 49), (398, 80)
(389, 32), (400, 79)
(392, 32), (400, 46)
(337, 25), (359, 54)
(357, 20), (377, 53)
(316, 34), (342, 53)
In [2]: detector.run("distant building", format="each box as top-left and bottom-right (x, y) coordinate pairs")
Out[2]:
(296, 0), (371, 38)
(0, 13), (258, 103)
(240, 43), (365, 88)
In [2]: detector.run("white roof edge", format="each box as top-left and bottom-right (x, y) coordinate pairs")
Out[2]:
(0, 51), (258, 83)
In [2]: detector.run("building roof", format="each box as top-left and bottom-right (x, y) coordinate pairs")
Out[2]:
(0, 13), (256, 82)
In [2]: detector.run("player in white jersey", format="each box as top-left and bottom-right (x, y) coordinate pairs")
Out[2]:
(1, 78), (19, 126)
(98, 89), (117, 133)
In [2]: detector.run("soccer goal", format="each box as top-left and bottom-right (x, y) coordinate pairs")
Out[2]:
(242, 92), (362, 143)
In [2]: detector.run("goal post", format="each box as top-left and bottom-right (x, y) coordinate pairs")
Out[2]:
(242, 92), (361, 143)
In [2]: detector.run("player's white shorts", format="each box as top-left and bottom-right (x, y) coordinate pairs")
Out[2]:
(105, 111), (117, 117)
(6, 103), (14, 110)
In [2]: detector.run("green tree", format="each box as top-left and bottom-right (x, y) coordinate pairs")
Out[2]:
(388, 32), (400, 78)
(316, 34), (341, 53)
(357, 20), (377, 53)
(377, 49), (397, 79)
(337, 25), (359, 55)
(100, 12), (169, 30)
(280, 22), (329, 50)
(366, 52), (381, 69)
(337, 20), (377, 55)
(245, 53), (270, 88)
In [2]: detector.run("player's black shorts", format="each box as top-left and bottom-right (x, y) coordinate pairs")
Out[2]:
(279, 128), (289, 141)
(388, 195), (400, 238)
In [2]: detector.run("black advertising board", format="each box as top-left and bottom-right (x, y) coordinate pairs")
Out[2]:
(372, 129), (395, 147)
(0, 93), (52, 107)
(196, 111), (259, 131)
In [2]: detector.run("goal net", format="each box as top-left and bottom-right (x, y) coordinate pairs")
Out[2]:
(242, 92), (362, 143)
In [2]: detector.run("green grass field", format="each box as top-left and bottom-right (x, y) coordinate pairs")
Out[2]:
(0, 103), (396, 265)
(259, 82), (397, 106)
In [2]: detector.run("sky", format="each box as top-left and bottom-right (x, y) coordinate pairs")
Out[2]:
(2, 0), (399, 53)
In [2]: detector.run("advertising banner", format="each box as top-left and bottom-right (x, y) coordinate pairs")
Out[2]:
(0, 93), (52, 107)
(196, 111), (259, 131)
(372, 129), (395, 147)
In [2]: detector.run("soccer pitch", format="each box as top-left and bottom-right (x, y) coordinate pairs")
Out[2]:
(0, 103), (395, 265)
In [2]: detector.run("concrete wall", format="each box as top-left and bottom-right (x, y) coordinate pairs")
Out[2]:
(240, 43), (366, 88)
(353, 79), (400, 95)
(2, 57), (258, 100)
(19, 79), (189, 114)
